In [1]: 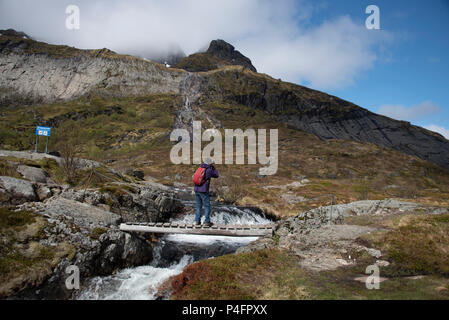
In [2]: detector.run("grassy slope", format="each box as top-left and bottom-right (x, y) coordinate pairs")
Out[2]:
(1, 93), (449, 214)
(171, 213), (449, 300)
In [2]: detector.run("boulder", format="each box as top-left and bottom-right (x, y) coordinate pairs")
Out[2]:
(97, 231), (153, 275)
(0, 176), (36, 203)
(41, 197), (121, 227)
(36, 184), (52, 201)
(16, 165), (48, 183)
(154, 194), (183, 214)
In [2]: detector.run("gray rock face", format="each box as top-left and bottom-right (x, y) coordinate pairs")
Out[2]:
(42, 196), (121, 227)
(206, 39), (257, 72)
(0, 150), (60, 164)
(0, 176), (36, 203)
(60, 184), (183, 223)
(16, 165), (48, 183)
(36, 184), (52, 201)
(13, 195), (153, 299)
(0, 39), (187, 105)
(283, 107), (449, 171)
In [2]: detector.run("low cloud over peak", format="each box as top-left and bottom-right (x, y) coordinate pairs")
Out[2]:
(0, 0), (392, 90)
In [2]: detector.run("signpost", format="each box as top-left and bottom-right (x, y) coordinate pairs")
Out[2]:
(35, 126), (51, 153)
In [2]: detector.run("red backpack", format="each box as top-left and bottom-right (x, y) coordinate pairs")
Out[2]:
(193, 167), (206, 186)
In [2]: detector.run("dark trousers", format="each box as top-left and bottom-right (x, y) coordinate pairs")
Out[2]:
(195, 192), (211, 223)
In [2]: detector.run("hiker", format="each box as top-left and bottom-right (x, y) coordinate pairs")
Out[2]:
(193, 158), (219, 226)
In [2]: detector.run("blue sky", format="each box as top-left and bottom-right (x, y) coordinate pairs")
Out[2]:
(1, 0), (448, 137)
(318, 0), (449, 138)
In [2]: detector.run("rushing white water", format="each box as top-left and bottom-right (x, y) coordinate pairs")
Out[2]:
(77, 205), (271, 300)
(78, 255), (193, 300)
(166, 206), (270, 244)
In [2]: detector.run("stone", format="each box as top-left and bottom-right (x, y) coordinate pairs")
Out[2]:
(154, 194), (183, 214)
(36, 185), (52, 201)
(376, 260), (390, 267)
(42, 197), (120, 227)
(0, 176), (36, 202)
(365, 247), (382, 259)
(16, 165), (48, 183)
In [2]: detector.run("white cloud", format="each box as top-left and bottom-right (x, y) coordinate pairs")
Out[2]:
(0, 0), (392, 90)
(378, 101), (441, 121)
(424, 124), (449, 139)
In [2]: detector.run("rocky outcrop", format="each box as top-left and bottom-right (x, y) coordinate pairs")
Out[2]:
(205, 40), (257, 72)
(0, 176), (36, 203)
(239, 199), (449, 271)
(175, 39), (257, 72)
(59, 183), (183, 223)
(10, 199), (153, 299)
(0, 33), (187, 105)
(16, 165), (48, 183)
(5, 178), (184, 299)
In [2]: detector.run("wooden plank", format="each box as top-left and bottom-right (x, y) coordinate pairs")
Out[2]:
(119, 223), (273, 237)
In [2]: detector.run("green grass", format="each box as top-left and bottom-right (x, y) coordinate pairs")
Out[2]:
(91, 227), (107, 240)
(170, 248), (449, 300)
(0, 207), (38, 230)
(171, 249), (308, 300)
(362, 213), (449, 277)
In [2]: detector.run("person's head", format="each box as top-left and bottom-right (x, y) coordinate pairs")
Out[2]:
(204, 158), (213, 165)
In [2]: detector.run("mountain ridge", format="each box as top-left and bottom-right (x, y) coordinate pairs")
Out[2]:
(0, 30), (448, 171)
(175, 39), (257, 72)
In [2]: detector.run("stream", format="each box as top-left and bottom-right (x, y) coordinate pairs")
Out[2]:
(77, 190), (271, 300)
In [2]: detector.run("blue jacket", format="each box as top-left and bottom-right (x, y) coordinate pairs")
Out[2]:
(194, 163), (219, 193)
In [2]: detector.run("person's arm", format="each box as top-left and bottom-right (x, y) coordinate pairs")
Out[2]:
(210, 165), (219, 178)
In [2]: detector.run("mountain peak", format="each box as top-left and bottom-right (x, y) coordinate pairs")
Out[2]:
(206, 39), (257, 72)
(175, 39), (257, 72)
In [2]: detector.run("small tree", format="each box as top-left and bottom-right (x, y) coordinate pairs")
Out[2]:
(55, 123), (82, 185)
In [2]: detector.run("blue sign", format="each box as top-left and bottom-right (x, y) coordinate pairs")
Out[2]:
(36, 126), (51, 137)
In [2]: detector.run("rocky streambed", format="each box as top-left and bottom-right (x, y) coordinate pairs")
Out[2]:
(76, 201), (272, 300)
(0, 153), (272, 299)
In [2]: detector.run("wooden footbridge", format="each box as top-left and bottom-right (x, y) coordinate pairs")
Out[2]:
(119, 222), (274, 237)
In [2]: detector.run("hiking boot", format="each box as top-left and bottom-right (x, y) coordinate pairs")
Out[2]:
(203, 222), (214, 227)
(195, 221), (201, 225)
